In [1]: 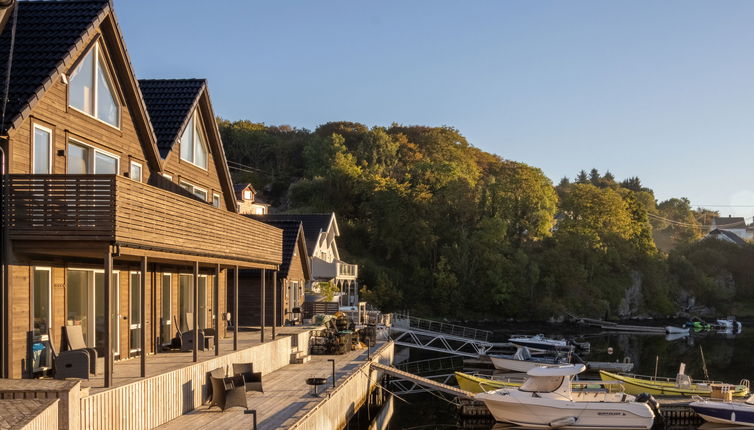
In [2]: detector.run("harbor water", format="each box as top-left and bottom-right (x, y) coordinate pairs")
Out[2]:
(355, 320), (754, 429)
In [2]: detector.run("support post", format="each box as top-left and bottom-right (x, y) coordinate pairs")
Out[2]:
(234, 266), (238, 351)
(260, 268), (265, 343)
(193, 261), (199, 362)
(140, 256), (147, 377)
(214, 264), (220, 356)
(104, 247), (113, 388)
(272, 271), (276, 339)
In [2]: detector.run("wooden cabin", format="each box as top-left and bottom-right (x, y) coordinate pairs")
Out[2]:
(0, 0), (282, 383)
(231, 220), (310, 326)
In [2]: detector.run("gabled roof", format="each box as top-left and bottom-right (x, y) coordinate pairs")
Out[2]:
(138, 78), (237, 212)
(249, 213), (336, 256)
(234, 183), (257, 200)
(138, 79), (204, 158)
(0, 0), (162, 170)
(707, 228), (747, 246)
(247, 219), (310, 279)
(712, 217), (746, 229)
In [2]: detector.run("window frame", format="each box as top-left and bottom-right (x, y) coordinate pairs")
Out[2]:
(66, 138), (120, 175)
(129, 161), (143, 182)
(212, 193), (220, 208)
(67, 41), (122, 129)
(32, 123), (53, 175)
(179, 180), (208, 202)
(179, 110), (209, 170)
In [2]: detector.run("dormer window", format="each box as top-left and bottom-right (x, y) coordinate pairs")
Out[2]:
(243, 190), (252, 201)
(179, 111), (208, 169)
(68, 41), (120, 128)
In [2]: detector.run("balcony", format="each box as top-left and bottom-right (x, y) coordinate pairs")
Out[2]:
(311, 257), (358, 281)
(4, 175), (282, 266)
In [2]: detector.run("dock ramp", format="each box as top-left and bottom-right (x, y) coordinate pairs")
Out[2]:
(371, 362), (473, 399)
(389, 314), (494, 357)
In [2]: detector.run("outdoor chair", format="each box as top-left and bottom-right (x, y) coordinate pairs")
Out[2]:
(173, 315), (206, 352)
(64, 325), (98, 374)
(232, 362), (264, 393)
(48, 329), (89, 380)
(185, 312), (214, 350)
(208, 367), (247, 411)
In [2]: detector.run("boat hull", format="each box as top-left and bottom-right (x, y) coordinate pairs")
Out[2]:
(690, 401), (754, 427)
(599, 371), (749, 397)
(489, 355), (561, 372)
(476, 391), (655, 429)
(455, 372), (521, 393)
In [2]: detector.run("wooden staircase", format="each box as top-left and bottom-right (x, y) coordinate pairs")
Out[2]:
(290, 347), (311, 364)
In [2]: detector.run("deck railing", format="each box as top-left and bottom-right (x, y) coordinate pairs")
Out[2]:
(337, 261), (358, 278)
(5, 174), (282, 264)
(392, 313), (493, 342)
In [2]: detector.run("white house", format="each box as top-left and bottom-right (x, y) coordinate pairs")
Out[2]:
(710, 216), (751, 241)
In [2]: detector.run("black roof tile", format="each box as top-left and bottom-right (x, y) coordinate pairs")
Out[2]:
(248, 219), (305, 278)
(138, 78), (205, 158)
(0, 0), (110, 132)
(249, 213), (333, 256)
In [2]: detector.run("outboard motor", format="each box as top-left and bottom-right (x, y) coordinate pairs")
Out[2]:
(636, 393), (664, 428)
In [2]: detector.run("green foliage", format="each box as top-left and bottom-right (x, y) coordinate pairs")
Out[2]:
(220, 119), (749, 319)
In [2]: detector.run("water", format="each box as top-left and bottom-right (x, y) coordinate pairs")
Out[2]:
(376, 321), (754, 429)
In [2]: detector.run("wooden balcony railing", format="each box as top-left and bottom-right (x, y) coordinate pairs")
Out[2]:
(5, 175), (282, 265)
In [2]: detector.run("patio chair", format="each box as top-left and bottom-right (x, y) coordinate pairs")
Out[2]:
(48, 329), (89, 380)
(64, 325), (98, 374)
(185, 312), (214, 350)
(208, 367), (247, 411)
(173, 315), (205, 353)
(232, 363), (264, 393)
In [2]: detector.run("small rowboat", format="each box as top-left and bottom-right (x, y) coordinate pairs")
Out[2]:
(600, 370), (750, 397)
(454, 372), (522, 393)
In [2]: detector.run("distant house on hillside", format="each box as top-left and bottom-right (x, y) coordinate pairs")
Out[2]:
(709, 216), (751, 241)
(250, 213), (359, 307)
(706, 228), (747, 246)
(235, 183), (270, 215)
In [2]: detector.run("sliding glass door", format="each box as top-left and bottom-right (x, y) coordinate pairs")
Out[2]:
(129, 272), (142, 353)
(161, 274), (172, 346)
(32, 268), (52, 371)
(179, 274), (192, 331)
(198, 275), (207, 329)
(68, 269), (119, 358)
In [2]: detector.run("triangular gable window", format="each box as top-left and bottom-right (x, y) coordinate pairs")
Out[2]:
(179, 110), (208, 169)
(68, 41), (121, 128)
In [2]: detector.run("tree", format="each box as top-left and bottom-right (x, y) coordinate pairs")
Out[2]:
(575, 170), (589, 184)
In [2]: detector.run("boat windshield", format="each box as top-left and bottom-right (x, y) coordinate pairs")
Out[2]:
(520, 376), (564, 393)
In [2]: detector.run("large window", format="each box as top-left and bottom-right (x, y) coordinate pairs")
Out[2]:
(32, 268), (52, 371)
(68, 42), (120, 127)
(179, 111), (208, 169)
(130, 272), (142, 353)
(67, 140), (119, 174)
(33, 125), (52, 174)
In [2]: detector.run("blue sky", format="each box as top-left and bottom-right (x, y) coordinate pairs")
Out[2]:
(116, 1), (754, 219)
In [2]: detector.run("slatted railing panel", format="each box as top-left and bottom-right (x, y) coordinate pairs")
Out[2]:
(114, 176), (282, 264)
(6, 175), (116, 240)
(5, 175), (282, 265)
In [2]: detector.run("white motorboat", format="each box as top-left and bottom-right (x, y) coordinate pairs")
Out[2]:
(690, 395), (754, 426)
(716, 317), (742, 333)
(488, 346), (569, 372)
(508, 334), (573, 353)
(476, 364), (657, 429)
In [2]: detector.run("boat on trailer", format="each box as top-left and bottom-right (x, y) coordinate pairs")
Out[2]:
(690, 395), (754, 427)
(476, 364), (657, 429)
(488, 346), (569, 372)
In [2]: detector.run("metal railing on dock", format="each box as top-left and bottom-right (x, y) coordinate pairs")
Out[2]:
(393, 314), (493, 342)
(396, 356), (465, 375)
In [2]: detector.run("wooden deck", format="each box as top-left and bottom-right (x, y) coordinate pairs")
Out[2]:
(156, 343), (388, 430)
(84, 327), (310, 393)
(0, 398), (58, 430)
